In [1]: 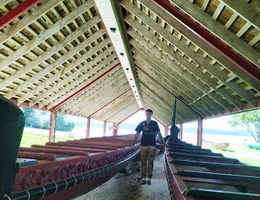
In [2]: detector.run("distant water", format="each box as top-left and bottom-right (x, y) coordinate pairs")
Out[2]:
(182, 132), (254, 145)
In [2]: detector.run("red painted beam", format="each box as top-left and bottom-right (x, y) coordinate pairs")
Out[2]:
(153, 0), (260, 82)
(11, 98), (48, 111)
(117, 107), (143, 125)
(0, 0), (41, 30)
(52, 63), (120, 110)
(88, 88), (131, 118)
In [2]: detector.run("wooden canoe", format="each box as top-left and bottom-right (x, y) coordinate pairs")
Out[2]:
(164, 138), (260, 200)
(203, 139), (229, 150)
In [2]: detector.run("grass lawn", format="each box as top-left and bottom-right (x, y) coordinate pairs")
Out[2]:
(21, 131), (72, 147)
(204, 143), (260, 167)
(21, 130), (260, 167)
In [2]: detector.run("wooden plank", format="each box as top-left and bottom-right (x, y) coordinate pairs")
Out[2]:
(248, 32), (260, 47)
(108, 102), (139, 123)
(58, 72), (127, 112)
(5, 29), (107, 100)
(0, 0), (95, 71)
(129, 0), (260, 89)
(212, 2), (224, 20)
(43, 62), (120, 110)
(219, 0), (260, 29)
(224, 13), (238, 29)
(136, 62), (209, 118)
(0, 16), (101, 90)
(0, 1), (62, 45)
(127, 25), (244, 109)
(236, 21), (251, 37)
(124, 11), (257, 106)
(68, 78), (129, 115)
(0, 0), (41, 30)
(44, 61), (121, 110)
(0, 0), (13, 8)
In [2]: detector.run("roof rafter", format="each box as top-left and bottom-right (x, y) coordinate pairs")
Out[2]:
(59, 73), (128, 114)
(46, 62), (121, 110)
(122, 2), (257, 107)
(0, 0), (95, 71)
(133, 0), (260, 91)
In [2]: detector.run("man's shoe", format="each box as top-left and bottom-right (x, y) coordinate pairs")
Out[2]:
(147, 179), (151, 185)
(141, 178), (146, 185)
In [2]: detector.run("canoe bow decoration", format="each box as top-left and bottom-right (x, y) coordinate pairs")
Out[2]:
(0, 96), (140, 200)
(0, 96), (25, 200)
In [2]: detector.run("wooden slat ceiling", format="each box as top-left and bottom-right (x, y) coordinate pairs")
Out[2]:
(0, 0), (259, 126)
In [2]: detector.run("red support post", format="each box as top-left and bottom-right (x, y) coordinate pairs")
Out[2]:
(48, 110), (57, 142)
(112, 123), (119, 135)
(0, 0), (41, 30)
(179, 123), (183, 140)
(86, 117), (90, 138)
(103, 121), (107, 137)
(197, 118), (203, 146)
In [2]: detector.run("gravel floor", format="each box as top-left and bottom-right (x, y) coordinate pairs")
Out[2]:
(75, 150), (170, 200)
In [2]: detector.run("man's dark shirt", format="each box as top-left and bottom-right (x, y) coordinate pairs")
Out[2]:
(135, 120), (160, 146)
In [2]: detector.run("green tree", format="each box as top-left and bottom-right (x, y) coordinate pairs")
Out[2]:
(56, 114), (75, 132)
(229, 110), (260, 142)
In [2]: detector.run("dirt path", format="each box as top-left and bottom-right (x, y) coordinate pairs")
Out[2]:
(75, 150), (170, 200)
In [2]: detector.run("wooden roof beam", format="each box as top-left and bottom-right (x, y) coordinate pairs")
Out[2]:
(59, 74), (128, 114)
(123, 5), (257, 106)
(137, 69), (209, 119)
(2, 17), (103, 96)
(25, 40), (112, 106)
(136, 64), (206, 119)
(131, 44), (230, 112)
(133, 0), (260, 91)
(140, 82), (189, 122)
(0, 0), (62, 45)
(218, 0), (260, 29)
(45, 63), (121, 110)
(0, 0), (41, 30)
(113, 106), (142, 125)
(71, 82), (130, 117)
(95, 0), (142, 107)
(88, 89), (132, 118)
(0, 0), (95, 71)
(18, 40), (113, 105)
(128, 33), (240, 110)
(73, 78), (129, 116)
(133, 55), (213, 116)
(91, 93), (135, 120)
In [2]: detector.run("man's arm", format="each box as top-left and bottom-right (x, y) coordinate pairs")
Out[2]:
(158, 131), (167, 147)
(132, 132), (140, 145)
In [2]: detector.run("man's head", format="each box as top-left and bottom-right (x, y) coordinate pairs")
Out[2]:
(145, 109), (153, 121)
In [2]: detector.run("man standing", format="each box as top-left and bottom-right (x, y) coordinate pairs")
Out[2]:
(132, 109), (167, 185)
